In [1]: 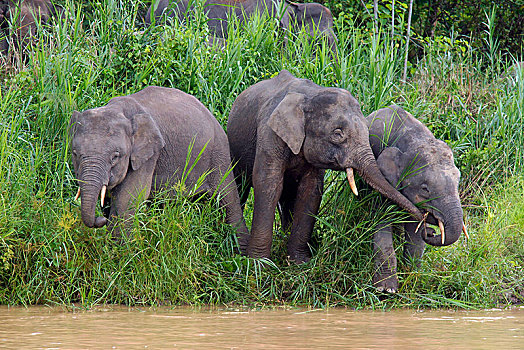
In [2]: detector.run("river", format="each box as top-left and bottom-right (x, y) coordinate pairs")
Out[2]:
(0, 305), (522, 349)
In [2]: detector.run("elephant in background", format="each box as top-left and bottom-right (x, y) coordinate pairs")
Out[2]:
(0, 0), (61, 57)
(227, 70), (422, 262)
(145, 0), (337, 52)
(69, 86), (249, 251)
(367, 105), (467, 293)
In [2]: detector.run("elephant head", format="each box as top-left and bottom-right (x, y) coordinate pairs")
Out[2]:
(368, 105), (466, 247)
(280, 1), (336, 51)
(266, 87), (423, 221)
(375, 141), (464, 246)
(69, 108), (165, 228)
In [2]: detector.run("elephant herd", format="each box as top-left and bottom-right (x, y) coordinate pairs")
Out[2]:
(1, 0), (336, 58)
(70, 71), (467, 293)
(5, 0), (467, 294)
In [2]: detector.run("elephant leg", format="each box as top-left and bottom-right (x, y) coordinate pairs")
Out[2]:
(286, 169), (324, 263)
(216, 169), (250, 255)
(372, 222), (399, 293)
(278, 175), (298, 233)
(403, 222), (426, 266)
(108, 156), (157, 239)
(248, 156), (285, 259)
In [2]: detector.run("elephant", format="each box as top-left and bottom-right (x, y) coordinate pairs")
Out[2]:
(227, 70), (423, 262)
(69, 86), (250, 251)
(145, 0), (337, 52)
(0, 0), (61, 57)
(367, 105), (467, 293)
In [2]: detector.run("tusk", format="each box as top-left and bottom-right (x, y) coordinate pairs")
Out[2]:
(100, 185), (107, 207)
(74, 187), (81, 201)
(462, 225), (469, 240)
(438, 219), (445, 244)
(346, 168), (358, 196)
(415, 212), (428, 232)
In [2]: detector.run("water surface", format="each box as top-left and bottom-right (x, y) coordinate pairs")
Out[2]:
(0, 305), (522, 349)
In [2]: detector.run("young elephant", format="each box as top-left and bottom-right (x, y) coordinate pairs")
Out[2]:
(145, 0), (336, 52)
(69, 86), (249, 251)
(227, 70), (422, 262)
(368, 105), (466, 293)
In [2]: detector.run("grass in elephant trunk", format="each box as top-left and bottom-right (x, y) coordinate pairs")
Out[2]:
(0, 0), (523, 308)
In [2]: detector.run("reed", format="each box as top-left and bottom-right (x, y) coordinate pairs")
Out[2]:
(0, 0), (522, 308)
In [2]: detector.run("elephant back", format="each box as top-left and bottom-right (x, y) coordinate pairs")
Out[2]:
(367, 105), (434, 157)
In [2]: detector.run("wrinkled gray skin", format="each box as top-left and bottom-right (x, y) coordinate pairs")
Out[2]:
(227, 70), (422, 262)
(368, 105), (464, 293)
(0, 0), (60, 57)
(145, 0), (336, 52)
(69, 86), (249, 251)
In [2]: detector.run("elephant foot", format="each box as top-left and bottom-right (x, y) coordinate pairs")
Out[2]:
(287, 249), (312, 264)
(247, 247), (271, 259)
(373, 272), (399, 293)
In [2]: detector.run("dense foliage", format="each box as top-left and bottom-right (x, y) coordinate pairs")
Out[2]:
(0, 0), (522, 308)
(319, 0), (523, 58)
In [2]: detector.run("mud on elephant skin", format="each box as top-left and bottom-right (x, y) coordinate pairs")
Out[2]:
(367, 105), (467, 293)
(145, 0), (337, 52)
(227, 70), (422, 262)
(0, 0), (62, 58)
(69, 86), (249, 251)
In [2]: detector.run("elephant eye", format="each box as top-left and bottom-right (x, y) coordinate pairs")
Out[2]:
(332, 128), (344, 142)
(72, 150), (78, 157)
(111, 151), (120, 165)
(421, 183), (430, 194)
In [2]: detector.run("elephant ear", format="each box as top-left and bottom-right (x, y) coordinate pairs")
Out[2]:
(130, 113), (165, 171)
(267, 92), (306, 155)
(376, 147), (403, 187)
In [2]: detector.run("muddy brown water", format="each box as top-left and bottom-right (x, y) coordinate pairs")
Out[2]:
(0, 306), (522, 349)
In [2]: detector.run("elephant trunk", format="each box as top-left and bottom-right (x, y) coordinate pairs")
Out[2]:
(353, 149), (423, 221)
(422, 202), (464, 246)
(78, 158), (109, 228)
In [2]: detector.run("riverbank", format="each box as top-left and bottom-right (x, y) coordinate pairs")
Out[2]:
(0, 1), (522, 308)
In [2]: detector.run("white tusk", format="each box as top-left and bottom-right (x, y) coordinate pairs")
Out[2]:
(74, 187), (81, 201)
(438, 220), (445, 244)
(100, 185), (107, 207)
(346, 168), (358, 196)
(462, 225), (469, 240)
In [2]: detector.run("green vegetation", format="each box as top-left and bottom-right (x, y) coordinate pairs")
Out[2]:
(0, 0), (522, 308)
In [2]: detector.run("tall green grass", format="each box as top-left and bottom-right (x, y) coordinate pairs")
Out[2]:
(0, 0), (522, 308)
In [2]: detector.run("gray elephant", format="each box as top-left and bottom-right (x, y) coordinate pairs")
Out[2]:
(368, 105), (467, 293)
(69, 86), (249, 251)
(227, 70), (422, 262)
(0, 0), (61, 57)
(145, 0), (336, 52)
